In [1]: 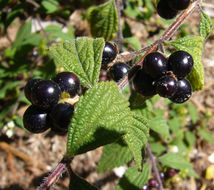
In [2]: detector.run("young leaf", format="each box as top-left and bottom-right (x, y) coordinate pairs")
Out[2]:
(124, 112), (149, 170)
(185, 131), (196, 147)
(69, 171), (98, 190)
(66, 82), (131, 157)
(159, 153), (192, 170)
(86, 0), (118, 41)
(98, 139), (133, 173)
(116, 163), (150, 190)
(199, 10), (213, 39)
(168, 36), (204, 91)
(49, 37), (105, 88)
(198, 128), (214, 145)
(188, 103), (198, 124)
(149, 116), (170, 138)
(150, 143), (166, 156)
(41, 0), (59, 14)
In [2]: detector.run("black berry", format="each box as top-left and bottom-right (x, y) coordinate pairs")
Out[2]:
(148, 178), (159, 188)
(102, 42), (117, 65)
(167, 0), (190, 11)
(49, 103), (74, 133)
(143, 52), (168, 79)
(133, 69), (157, 97)
(168, 51), (194, 79)
(31, 80), (61, 110)
(166, 168), (177, 178)
(155, 75), (177, 98)
(24, 78), (42, 102)
(23, 105), (50, 133)
(109, 62), (130, 82)
(157, 0), (178, 20)
(53, 72), (80, 97)
(169, 79), (192, 103)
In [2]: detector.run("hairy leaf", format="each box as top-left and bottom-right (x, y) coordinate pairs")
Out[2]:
(159, 153), (192, 170)
(66, 82), (131, 156)
(169, 36), (204, 91)
(116, 163), (150, 190)
(124, 112), (149, 170)
(199, 10), (213, 39)
(49, 37), (105, 88)
(87, 0), (118, 41)
(98, 139), (132, 173)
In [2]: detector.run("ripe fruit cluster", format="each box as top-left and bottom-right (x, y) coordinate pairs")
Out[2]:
(133, 51), (194, 103)
(157, 0), (190, 20)
(23, 72), (80, 134)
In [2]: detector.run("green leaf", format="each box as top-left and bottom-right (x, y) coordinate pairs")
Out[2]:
(149, 116), (170, 137)
(12, 21), (32, 48)
(198, 128), (214, 145)
(185, 131), (196, 147)
(159, 153), (192, 170)
(150, 142), (166, 156)
(98, 139), (132, 173)
(41, 0), (59, 13)
(188, 103), (198, 124)
(168, 117), (180, 134)
(124, 112), (149, 170)
(124, 37), (141, 50)
(69, 171), (98, 190)
(66, 82), (131, 156)
(49, 37), (105, 88)
(116, 163), (150, 190)
(86, 0), (118, 41)
(168, 36), (204, 91)
(0, 81), (21, 99)
(199, 10), (213, 39)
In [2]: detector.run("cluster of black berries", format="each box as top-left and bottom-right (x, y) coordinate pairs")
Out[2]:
(157, 0), (190, 20)
(102, 42), (130, 82)
(23, 72), (80, 134)
(133, 51), (193, 104)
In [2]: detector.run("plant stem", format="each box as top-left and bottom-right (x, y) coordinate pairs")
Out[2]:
(37, 157), (72, 190)
(118, 0), (200, 90)
(146, 144), (164, 190)
(115, 0), (123, 52)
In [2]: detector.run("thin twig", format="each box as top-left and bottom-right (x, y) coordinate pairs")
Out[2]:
(146, 144), (164, 190)
(115, 0), (123, 52)
(37, 157), (72, 190)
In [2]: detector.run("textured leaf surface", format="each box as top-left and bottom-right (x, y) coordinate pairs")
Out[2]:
(87, 0), (118, 41)
(169, 36), (204, 91)
(69, 171), (98, 190)
(199, 10), (213, 39)
(98, 139), (132, 173)
(159, 153), (192, 170)
(49, 37), (105, 88)
(149, 116), (170, 137)
(66, 82), (131, 156)
(124, 112), (149, 170)
(116, 163), (150, 190)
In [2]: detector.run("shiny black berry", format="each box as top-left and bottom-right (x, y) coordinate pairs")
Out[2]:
(53, 72), (80, 97)
(168, 51), (194, 79)
(155, 75), (177, 98)
(31, 80), (61, 110)
(24, 78), (42, 102)
(143, 52), (168, 79)
(49, 103), (74, 133)
(157, 0), (178, 20)
(102, 42), (117, 65)
(169, 79), (192, 103)
(133, 69), (156, 97)
(109, 62), (130, 82)
(23, 105), (50, 133)
(167, 0), (190, 11)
